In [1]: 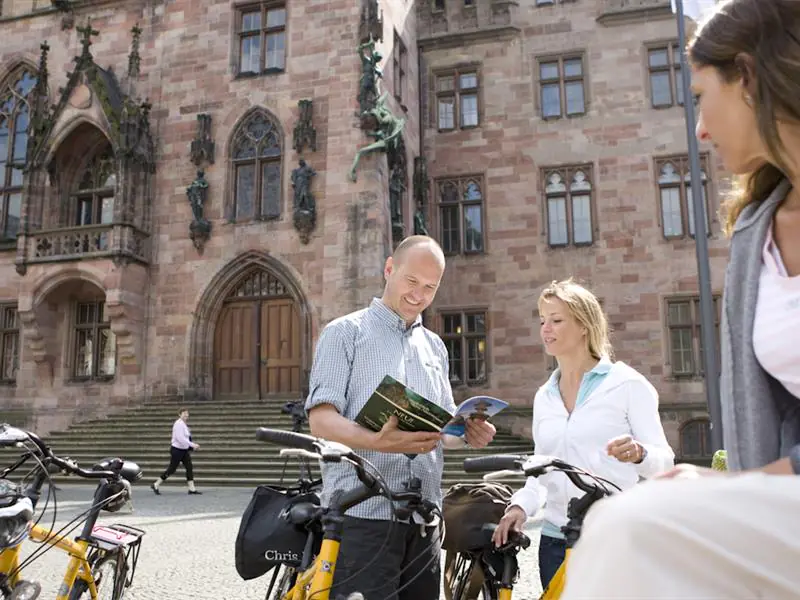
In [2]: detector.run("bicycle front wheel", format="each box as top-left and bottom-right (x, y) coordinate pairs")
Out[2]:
(68, 549), (128, 600)
(449, 553), (498, 600)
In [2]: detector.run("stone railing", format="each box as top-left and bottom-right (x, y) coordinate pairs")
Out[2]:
(597, 0), (672, 24)
(25, 224), (149, 265)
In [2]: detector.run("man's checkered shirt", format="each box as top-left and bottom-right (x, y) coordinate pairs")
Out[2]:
(304, 297), (457, 521)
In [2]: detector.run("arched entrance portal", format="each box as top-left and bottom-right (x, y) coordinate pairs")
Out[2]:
(214, 269), (302, 398)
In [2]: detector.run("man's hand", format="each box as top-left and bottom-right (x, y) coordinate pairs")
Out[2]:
(374, 416), (441, 454)
(465, 418), (496, 449)
(492, 505), (526, 547)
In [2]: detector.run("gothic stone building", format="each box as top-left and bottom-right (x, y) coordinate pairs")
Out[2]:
(0, 0), (728, 463)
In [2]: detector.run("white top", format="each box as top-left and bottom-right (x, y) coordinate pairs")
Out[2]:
(508, 361), (675, 535)
(171, 419), (196, 450)
(753, 224), (800, 399)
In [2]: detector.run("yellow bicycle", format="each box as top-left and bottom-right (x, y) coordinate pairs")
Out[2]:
(0, 423), (144, 600)
(447, 454), (618, 600)
(251, 428), (439, 600)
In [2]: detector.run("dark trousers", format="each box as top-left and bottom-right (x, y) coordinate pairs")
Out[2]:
(331, 516), (441, 600)
(160, 446), (194, 481)
(538, 534), (567, 591)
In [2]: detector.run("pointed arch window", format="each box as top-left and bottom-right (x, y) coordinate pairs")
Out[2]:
(0, 68), (37, 241)
(73, 145), (116, 227)
(656, 155), (711, 239)
(230, 110), (282, 222)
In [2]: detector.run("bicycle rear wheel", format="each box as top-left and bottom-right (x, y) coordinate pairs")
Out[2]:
(449, 553), (498, 600)
(68, 549), (128, 600)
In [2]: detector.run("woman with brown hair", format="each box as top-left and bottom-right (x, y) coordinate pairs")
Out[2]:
(562, 1), (800, 598)
(492, 279), (673, 591)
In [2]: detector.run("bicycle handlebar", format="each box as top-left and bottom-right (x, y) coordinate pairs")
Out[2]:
(0, 423), (123, 481)
(463, 453), (612, 497)
(256, 427), (438, 523)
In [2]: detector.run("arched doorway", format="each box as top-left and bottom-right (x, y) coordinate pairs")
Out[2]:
(214, 268), (302, 399)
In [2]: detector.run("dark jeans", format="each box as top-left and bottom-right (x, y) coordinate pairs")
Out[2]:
(160, 446), (194, 481)
(331, 516), (441, 600)
(538, 534), (567, 591)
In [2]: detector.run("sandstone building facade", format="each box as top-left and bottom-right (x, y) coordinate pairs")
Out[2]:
(0, 0), (726, 463)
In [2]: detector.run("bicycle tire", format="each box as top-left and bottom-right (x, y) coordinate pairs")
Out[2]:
(268, 566), (297, 600)
(67, 549), (128, 600)
(450, 554), (498, 600)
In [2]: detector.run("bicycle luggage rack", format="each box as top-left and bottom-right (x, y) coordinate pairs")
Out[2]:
(88, 523), (145, 585)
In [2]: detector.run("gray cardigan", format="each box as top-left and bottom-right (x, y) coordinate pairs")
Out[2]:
(721, 177), (800, 470)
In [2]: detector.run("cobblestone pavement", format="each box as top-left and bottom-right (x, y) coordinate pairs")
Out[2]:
(15, 484), (543, 600)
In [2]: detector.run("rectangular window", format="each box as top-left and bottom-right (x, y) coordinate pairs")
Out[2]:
(0, 304), (19, 384)
(538, 55), (586, 119)
(237, 3), (287, 76)
(436, 176), (485, 255)
(436, 68), (480, 131)
(666, 296), (720, 377)
(393, 31), (407, 104)
(542, 165), (594, 247)
(441, 310), (487, 384)
(433, 0), (445, 12)
(73, 302), (117, 381)
(648, 42), (684, 108)
(656, 155), (711, 239)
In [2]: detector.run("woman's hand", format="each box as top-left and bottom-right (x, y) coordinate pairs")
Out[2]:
(492, 505), (527, 547)
(606, 434), (645, 464)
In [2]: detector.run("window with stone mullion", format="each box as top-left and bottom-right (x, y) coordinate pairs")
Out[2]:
(238, 3), (286, 75)
(0, 68), (37, 241)
(231, 111), (283, 222)
(73, 301), (116, 381)
(0, 304), (19, 384)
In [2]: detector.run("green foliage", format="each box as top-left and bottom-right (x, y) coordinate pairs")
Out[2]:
(711, 449), (728, 471)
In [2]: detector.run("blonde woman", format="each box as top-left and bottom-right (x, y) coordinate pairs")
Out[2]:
(492, 279), (674, 590)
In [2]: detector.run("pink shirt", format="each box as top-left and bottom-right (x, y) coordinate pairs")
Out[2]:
(752, 224), (800, 399)
(171, 419), (195, 450)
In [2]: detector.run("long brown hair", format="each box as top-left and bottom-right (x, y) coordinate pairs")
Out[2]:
(688, 0), (800, 235)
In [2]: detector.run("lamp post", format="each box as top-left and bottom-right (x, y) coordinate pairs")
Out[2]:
(674, 0), (724, 452)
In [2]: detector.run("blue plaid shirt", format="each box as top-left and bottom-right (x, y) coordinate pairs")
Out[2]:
(305, 298), (456, 521)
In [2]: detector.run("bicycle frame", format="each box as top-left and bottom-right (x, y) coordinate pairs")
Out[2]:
(0, 524), (98, 600)
(539, 548), (571, 600)
(280, 538), (340, 600)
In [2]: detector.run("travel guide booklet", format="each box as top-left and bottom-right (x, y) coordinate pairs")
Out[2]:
(354, 375), (508, 438)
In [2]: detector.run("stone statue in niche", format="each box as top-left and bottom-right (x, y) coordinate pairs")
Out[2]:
(358, 0), (384, 45)
(190, 113), (215, 166)
(350, 91), (406, 182)
(357, 36), (383, 120)
(413, 156), (430, 235)
(291, 159), (317, 244)
(292, 99), (317, 153)
(187, 169), (212, 252)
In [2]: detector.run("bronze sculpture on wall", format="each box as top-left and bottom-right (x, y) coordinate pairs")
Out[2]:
(357, 36), (383, 122)
(350, 91), (406, 182)
(413, 156), (430, 236)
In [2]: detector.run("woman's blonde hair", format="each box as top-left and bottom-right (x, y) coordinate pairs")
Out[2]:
(538, 278), (613, 360)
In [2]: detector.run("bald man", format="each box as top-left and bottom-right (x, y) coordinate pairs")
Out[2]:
(305, 235), (496, 599)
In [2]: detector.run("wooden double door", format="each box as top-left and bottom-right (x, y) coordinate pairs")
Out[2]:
(214, 298), (302, 398)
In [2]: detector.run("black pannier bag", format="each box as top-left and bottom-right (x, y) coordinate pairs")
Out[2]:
(234, 484), (321, 581)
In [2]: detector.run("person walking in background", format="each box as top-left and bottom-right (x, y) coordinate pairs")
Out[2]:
(492, 279), (674, 591)
(151, 408), (202, 495)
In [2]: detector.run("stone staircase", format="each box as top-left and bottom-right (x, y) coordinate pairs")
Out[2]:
(3, 396), (533, 490)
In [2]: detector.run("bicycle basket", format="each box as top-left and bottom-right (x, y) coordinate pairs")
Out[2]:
(0, 479), (33, 550)
(441, 481), (513, 552)
(234, 484), (320, 581)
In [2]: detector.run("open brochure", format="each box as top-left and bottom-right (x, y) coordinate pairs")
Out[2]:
(354, 375), (508, 438)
